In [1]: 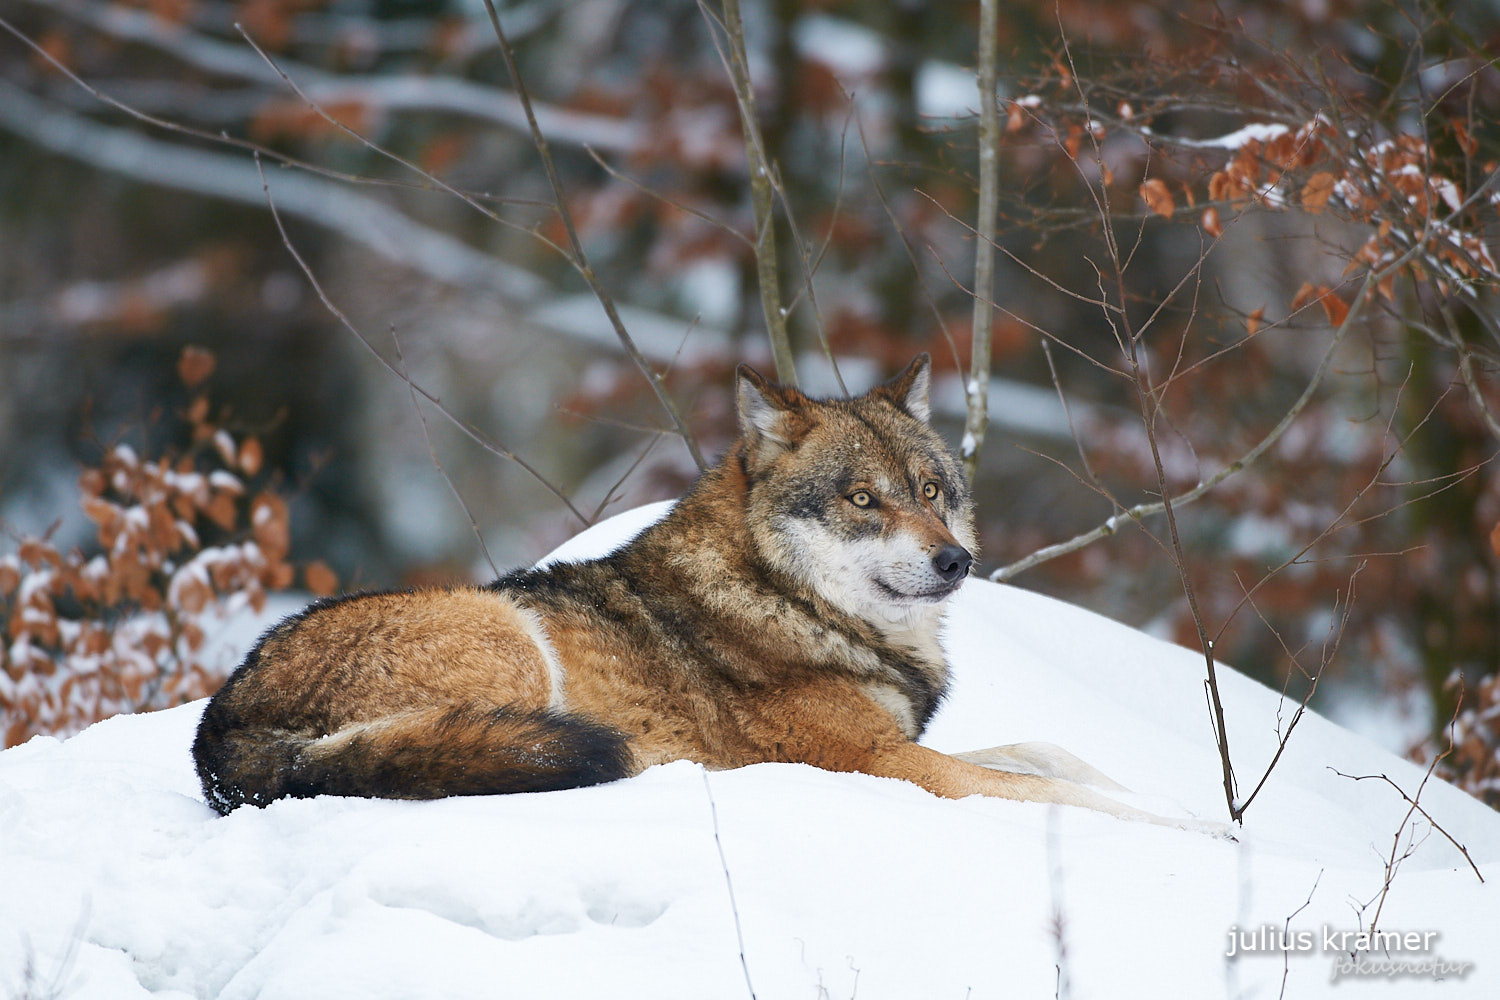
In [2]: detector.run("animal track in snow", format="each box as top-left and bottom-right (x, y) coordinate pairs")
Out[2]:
(582, 885), (668, 928)
(368, 880), (666, 940)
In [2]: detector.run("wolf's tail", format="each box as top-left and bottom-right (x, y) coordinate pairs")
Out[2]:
(193, 701), (633, 815)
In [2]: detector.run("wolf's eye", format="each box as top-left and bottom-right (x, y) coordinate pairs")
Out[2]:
(922, 482), (940, 500)
(849, 490), (874, 508)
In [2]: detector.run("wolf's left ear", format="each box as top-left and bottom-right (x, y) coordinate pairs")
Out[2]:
(878, 353), (932, 424)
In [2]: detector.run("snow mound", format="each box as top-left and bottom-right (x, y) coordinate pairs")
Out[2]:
(2, 506), (1495, 999)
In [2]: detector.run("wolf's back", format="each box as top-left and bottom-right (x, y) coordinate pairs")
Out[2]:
(193, 698), (632, 814)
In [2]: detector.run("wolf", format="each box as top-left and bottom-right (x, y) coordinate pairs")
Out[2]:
(194, 355), (1189, 829)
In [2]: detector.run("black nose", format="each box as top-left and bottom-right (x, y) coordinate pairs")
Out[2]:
(932, 544), (973, 584)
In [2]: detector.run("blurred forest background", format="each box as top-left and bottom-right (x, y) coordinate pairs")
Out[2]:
(2, 0), (1499, 809)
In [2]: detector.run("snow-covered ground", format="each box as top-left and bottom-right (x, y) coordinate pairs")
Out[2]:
(2, 506), (1495, 999)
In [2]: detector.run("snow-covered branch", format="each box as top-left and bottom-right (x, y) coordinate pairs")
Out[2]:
(24, 0), (643, 154)
(0, 77), (545, 301)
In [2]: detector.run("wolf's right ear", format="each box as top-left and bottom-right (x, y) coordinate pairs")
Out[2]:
(736, 364), (810, 464)
(877, 353), (933, 424)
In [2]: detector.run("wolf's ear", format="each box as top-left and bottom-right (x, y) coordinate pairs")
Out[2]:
(877, 353), (932, 423)
(736, 364), (809, 461)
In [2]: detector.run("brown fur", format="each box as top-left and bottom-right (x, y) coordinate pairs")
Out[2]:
(194, 356), (1201, 831)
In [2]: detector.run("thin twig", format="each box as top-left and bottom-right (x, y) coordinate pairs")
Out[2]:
(1278, 871), (1323, 1000)
(925, 244), (1129, 378)
(1039, 338), (1109, 500)
(763, 103), (853, 396)
(1329, 696), (1485, 887)
(991, 249), (1423, 583)
(0, 13), (536, 209)
(855, 111), (962, 372)
(252, 153), (588, 525)
(584, 147), (752, 247)
(962, 0), (1000, 481)
(391, 327), (502, 578)
(479, 0), (707, 471)
(1228, 564), (1361, 819)
(701, 768), (758, 1000)
(235, 26), (540, 237)
(698, 0), (797, 387)
(588, 433), (666, 525)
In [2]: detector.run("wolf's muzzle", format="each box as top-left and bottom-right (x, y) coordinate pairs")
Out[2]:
(932, 545), (973, 585)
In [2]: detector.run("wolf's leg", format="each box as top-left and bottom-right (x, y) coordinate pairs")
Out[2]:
(951, 742), (1129, 792)
(756, 688), (1230, 836)
(867, 742), (1231, 837)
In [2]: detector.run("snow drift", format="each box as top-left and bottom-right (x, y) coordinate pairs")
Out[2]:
(2, 505), (1496, 999)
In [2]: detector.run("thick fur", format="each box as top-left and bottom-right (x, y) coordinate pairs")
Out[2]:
(194, 355), (1197, 831)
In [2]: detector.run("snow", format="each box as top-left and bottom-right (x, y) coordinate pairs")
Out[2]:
(916, 61), (982, 119)
(790, 13), (980, 121)
(1150, 121), (1292, 150)
(3, 506), (1497, 999)
(793, 15), (884, 79)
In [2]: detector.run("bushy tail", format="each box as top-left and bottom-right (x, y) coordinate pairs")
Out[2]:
(193, 702), (633, 815)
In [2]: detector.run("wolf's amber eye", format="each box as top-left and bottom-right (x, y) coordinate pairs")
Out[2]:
(923, 482), (940, 500)
(849, 490), (874, 508)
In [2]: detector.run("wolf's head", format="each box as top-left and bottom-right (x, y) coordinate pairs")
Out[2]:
(736, 354), (978, 626)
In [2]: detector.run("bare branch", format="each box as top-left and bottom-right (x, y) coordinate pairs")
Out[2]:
(962, 0), (1000, 482)
(991, 254), (1418, 583)
(699, 0), (797, 387)
(584, 148), (753, 249)
(0, 62), (546, 301)
(700, 768), (759, 1000)
(479, 0), (707, 471)
(24, 0), (643, 154)
(1039, 338), (1113, 512)
(761, 102), (854, 396)
(253, 153), (588, 526)
(588, 434), (667, 526)
(391, 327), (502, 579)
(855, 112), (963, 372)
(1333, 695), (1485, 937)
(1228, 564), (1359, 818)
(1279, 871), (1324, 1000)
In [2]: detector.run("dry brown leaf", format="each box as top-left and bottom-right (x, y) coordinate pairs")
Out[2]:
(1200, 207), (1223, 237)
(1301, 172), (1336, 213)
(1246, 306), (1265, 336)
(1140, 178), (1175, 219)
(82, 496), (118, 529)
(206, 492), (237, 532)
(239, 437), (264, 478)
(181, 622), (205, 653)
(251, 494), (291, 562)
(212, 431), (237, 468)
(1064, 125), (1083, 160)
(1318, 288), (1350, 326)
(18, 539), (57, 570)
(1289, 282), (1318, 314)
(149, 502), (179, 552)
(1209, 171), (1231, 203)
(304, 561), (338, 597)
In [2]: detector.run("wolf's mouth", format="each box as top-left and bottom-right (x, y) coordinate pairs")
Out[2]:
(874, 578), (964, 603)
